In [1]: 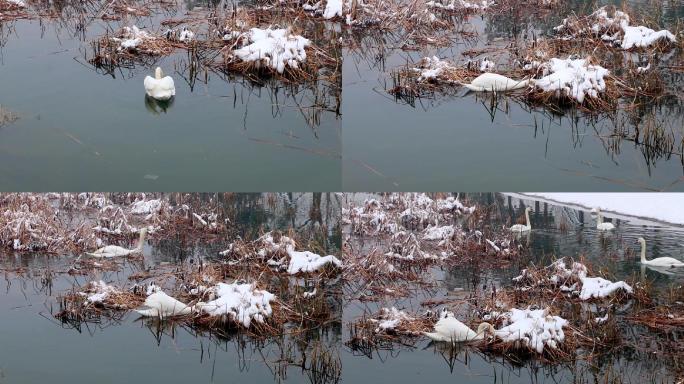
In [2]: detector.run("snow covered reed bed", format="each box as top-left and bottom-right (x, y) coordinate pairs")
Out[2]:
(216, 25), (338, 82)
(90, 26), (175, 68)
(343, 193), (521, 303)
(554, 6), (678, 52)
(512, 258), (636, 303)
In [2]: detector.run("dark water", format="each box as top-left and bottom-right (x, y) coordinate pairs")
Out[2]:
(0, 12), (341, 191)
(0, 193), (342, 383)
(342, 193), (684, 383)
(342, 2), (684, 191)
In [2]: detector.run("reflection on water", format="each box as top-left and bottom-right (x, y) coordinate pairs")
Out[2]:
(0, 193), (342, 384)
(144, 95), (175, 115)
(342, 0), (684, 191)
(343, 193), (684, 384)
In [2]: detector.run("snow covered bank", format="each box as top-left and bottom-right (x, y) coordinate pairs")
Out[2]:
(515, 193), (684, 225)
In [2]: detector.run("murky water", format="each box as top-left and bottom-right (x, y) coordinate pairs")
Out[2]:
(342, 1), (684, 191)
(0, 9), (342, 191)
(0, 193), (342, 383)
(342, 193), (684, 384)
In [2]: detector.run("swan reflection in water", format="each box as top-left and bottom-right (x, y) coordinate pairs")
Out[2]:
(144, 94), (175, 115)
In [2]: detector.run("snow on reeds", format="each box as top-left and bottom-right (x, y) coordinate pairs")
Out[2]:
(554, 6), (676, 51)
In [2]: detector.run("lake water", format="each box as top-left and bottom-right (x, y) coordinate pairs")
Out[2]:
(0, 11), (342, 191)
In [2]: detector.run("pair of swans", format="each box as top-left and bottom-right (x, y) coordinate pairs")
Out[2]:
(423, 315), (494, 343)
(508, 206), (614, 234)
(637, 237), (684, 267)
(86, 228), (147, 258)
(510, 207), (532, 233)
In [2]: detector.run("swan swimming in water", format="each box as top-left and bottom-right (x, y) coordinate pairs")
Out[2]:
(423, 314), (494, 343)
(637, 237), (684, 267)
(144, 67), (176, 100)
(510, 207), (532, 233)
(134, 290), (193, 319)
(595, 208), (615, 231)
(462, 73), (532, 92)
(86, 228), (147, 258)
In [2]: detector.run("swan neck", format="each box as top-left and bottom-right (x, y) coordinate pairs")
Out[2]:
(597, 212), (603, 224)
(155, 67), (163, 79)
(137, 230), (147, 251)
(525, 209), (530, 227)
(640, 240), (646, 262)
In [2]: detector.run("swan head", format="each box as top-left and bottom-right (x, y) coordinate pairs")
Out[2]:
(155, 67), (164, 79)
(476, 322), (495, 336)
(525, 207), (532, 213)
(637, 237), (645, 245)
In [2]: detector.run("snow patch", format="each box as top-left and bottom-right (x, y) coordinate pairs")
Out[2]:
(494, 308), (568, 353)
(197, 282), (275, 328)
(533, 57), (609, 104)
(233, 28), (310, 74)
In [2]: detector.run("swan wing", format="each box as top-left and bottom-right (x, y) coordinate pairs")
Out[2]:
(423, 331), (447, 341)
(645, 257), (684, 267)
(597, 223), (614, 231)
(159, 76), (176, 94)
(87, 245), (132, 258)
(510, 224), (530, 232)
(144, 76), (175, 100)
(433, 317), (477, 342)
(134, 305), (159, 317)
(145, 292), (192, 317)
(469, 73), (528, 92)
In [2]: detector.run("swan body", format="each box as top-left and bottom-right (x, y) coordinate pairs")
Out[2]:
(144, 67), (175, 100)
(423, 316), (494, 343)
(86, 228), (147, 258)
(638, 237), (684, 267)
(463, 73), (532, 92)
(595, 208), (615, 231)
(134, 291), (193, 318)
(510, 207), (532, 233)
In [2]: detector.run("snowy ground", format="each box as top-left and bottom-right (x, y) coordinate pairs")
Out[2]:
(510, 193), (684, 226)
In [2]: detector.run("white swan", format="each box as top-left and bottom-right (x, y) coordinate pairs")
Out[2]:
(595, 208), (615, 231)
(144, 67), (175, 100)
(638, 237), (684, 267)
(423, 315), (494, 343)
(462, 73), (532, 92)
(86, 228), (147, 258)
(134, 290), (193, 319)
(510, 207), (532, 233)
